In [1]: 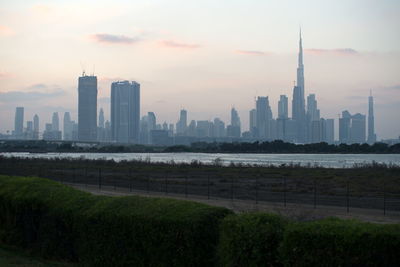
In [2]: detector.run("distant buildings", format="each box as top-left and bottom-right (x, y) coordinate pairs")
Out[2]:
(78, 73), (98, 142)
(339, 110), (366, 144)
(14, 107), (24, 139)
(3, 31), (384, 145)
(110, 80), (140, 143)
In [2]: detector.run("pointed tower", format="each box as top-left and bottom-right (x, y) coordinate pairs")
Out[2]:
(292, 28), (306, 142)
(367, 90), (376, 144)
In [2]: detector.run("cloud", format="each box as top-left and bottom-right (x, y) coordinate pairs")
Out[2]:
(235, 50), (266, 56)
(159, 40), (201, 49)
(0, 25), (14, 36)
(305, 48), (359, 55)
(26, 83), (48, 90)
(0, 90), (65, 102)
(91, 33), (141, 44)
(0, 71), (14, 79)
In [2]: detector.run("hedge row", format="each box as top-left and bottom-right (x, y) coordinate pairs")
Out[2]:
(219, 215), (400, 267)
(0, 175), (231, 266)
(1, 175), (399, 266)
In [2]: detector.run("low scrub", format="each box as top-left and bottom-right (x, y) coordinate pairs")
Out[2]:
(0, 175), (232, 266)
(280, 218), (400, 267)
(218, 212), (287, 267)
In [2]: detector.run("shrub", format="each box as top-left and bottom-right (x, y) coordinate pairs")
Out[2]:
(218, 212), (287, 267)
(280, 217), (400, 267)
(0, 175), (232, 266)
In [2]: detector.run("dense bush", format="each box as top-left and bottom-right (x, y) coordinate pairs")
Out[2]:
(0, 175), (232, 266)
(280, 217), (400, 267)
(218, 212), (287, 267)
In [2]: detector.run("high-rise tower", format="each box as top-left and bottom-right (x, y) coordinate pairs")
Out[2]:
(292, 29), (306, 142)
(110, 81), (140, 143)
(78, 73), (98, 141)
(367, 91), (376, 144)
(14, 107), (24, 139)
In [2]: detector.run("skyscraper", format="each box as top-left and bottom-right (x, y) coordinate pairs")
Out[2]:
(325, 119), (334, 144)
(99, 108), (105, 128)
(63, 112), (72, 140)
(52, 112), (59, 131)
(14, 107), (24, 139)
(33, 114), (39, 139)
(292, 29), (306, 143)
(278, 95), (288, 119)
(256, 96), (272, 138)
(110, 80), (140, 143)
(351, 113), (366, 144)
(176, 109), (187, 135)
(249, 109), (257, 137)
(339, 110), (352, 144)
(367, 92), (376, 144)
(227, 107), (241, 137)
(78, 73), (98, 141)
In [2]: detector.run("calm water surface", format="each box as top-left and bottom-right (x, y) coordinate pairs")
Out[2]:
(2, 152), (400, 168)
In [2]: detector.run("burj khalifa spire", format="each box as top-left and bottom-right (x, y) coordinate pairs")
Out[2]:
(292, 28), (306, 142)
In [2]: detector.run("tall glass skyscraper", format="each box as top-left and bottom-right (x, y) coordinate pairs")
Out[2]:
(78, 73), (97, 141)
(110, 81), (140, 143)
(14, 107), (24, 139)
(367, 92), (376, 144)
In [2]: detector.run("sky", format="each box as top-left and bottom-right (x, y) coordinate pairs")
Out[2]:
(0, 0), (399, 139)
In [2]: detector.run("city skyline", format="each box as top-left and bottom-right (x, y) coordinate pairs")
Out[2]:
(0, 0), (399, 139)
(4, 32), (384, 145)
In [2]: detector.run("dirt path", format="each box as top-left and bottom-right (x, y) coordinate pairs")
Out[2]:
(68, 183), (400, 224)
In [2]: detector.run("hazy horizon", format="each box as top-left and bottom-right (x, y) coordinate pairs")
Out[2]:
(1, 0), (399, 139)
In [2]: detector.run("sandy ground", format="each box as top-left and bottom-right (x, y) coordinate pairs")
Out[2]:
(68, 182), (400, 224)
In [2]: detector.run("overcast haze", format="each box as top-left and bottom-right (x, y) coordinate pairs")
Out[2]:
(0, 0), (399, 139)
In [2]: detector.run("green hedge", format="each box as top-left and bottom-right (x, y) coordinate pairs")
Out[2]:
(0, 175), (232, 266)
(218, 212), (287, 267)
(280, 217), (400, 267)
(1, 175), (400, 267)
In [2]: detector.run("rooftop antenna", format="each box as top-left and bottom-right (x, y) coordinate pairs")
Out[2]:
(370, 89), (372, 97)
(80, 61), (86, 76)
(92, 64), (95, 76)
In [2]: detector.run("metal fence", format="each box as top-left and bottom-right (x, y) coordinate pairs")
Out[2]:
(0, 158), (399, 215)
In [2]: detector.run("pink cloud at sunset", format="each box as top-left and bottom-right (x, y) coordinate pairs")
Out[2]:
(90, 33), (141, 45)
(159, 40), (201, 49)
(0, 25), (14, 36)
(235, 50), (267, 56)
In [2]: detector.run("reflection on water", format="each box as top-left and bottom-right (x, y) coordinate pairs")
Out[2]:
(2, 152), (400, 168)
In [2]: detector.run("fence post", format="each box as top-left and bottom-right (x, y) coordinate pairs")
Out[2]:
(207, 175), (210, 200)
(313, 179), (317, 209)
(165, 172), (168, 195)
(283, 176), (287, 207)
(231, 177), (234, 201)
(98, 168), (102, 190)
(383, 181), (386, 216)
(185, 174), (188, 198)
(73, 167), (76, 184)
(255, 175), (258, 204)
(346, 179), (350, 213)
(85, 167), (88, 187)
(147, 174), (150, 194)
(129, 169), (132, 192)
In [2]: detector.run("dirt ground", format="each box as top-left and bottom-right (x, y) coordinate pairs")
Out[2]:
(68, 182), (400, 224)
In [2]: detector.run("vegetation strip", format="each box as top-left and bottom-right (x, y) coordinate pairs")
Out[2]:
(0, 175), (399, 266)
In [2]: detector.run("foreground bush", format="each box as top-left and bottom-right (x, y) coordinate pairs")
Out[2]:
(280, 217), (400, 267)
(218, 212), (287, 267)
(0, 175), (232, 266)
